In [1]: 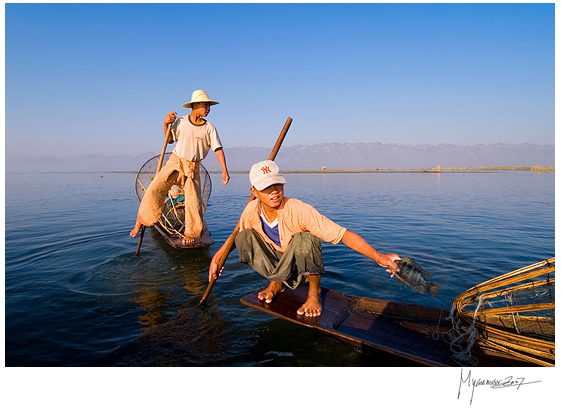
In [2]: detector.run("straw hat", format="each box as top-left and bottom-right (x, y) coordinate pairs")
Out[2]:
(182, 90), (219, 108)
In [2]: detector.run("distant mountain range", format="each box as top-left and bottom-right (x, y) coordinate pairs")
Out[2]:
(5, 142), (554, 173)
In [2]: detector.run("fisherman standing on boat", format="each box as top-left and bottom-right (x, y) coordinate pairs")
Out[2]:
(130, 90), (230, 245)
(208, 160), (400, 316)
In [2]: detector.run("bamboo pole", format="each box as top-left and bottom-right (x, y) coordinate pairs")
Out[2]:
(198, 117), (293, 306)
(135, 123), (173, 256)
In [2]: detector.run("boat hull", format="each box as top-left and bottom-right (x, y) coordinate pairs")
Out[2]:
(153, 224), (214, 248)
(241, 286), (538, 367)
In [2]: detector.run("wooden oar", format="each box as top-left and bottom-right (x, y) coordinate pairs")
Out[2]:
(135, 122), (173, 256)
(199, 117), (293, 305)
(157, 122), (173, 173)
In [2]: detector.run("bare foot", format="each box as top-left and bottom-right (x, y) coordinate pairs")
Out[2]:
(130, 220), (142, 237)
(297, 293), (322, 317)
(181, 236), (195, 245)
(258, 281), (285, 303)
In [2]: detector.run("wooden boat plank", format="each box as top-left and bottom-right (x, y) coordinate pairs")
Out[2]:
(153, 224), (214, 248)
(240, 285), (537, 367)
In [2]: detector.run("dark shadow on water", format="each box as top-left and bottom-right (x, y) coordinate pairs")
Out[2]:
(97, 299), (420, 367)
(99, 299), (239, 366)
(238, 316), (421, 367)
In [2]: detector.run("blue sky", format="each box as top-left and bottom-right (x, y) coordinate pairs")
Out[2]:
(4, 2), (555, 160)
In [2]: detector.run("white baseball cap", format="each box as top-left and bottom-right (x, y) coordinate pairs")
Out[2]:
(249, 160), (287, 191)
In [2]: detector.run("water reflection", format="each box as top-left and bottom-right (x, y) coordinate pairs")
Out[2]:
(133, 288), (168, 332)
(5, 171), (554, 366)
(101, 300), (235, 366)
(129, 230), (215, 332)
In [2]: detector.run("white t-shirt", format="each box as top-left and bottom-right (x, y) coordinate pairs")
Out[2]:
(171, 115), (223, 162)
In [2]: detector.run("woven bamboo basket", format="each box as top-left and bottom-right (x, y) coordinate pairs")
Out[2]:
(451, 258), (555, 366)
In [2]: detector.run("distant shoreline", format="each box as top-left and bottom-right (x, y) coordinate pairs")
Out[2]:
(7, 166), (553, 175)
(99, 166), (554, 175)
(261, 166), (555, 173)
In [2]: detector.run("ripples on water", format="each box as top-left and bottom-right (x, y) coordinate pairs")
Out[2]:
(4, 170), (555, 367)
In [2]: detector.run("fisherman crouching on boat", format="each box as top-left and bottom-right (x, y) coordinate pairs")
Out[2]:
(130, 90), (230, 245)
(208, 160), (400, 317)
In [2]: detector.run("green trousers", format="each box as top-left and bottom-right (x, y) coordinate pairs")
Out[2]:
(235, 230), (324, 289)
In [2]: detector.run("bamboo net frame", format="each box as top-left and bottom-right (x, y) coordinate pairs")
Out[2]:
(452, 258), (555, 366)
(135, 153), (212, 237)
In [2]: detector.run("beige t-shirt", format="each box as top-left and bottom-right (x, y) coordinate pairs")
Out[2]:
(238, 197), (347, 252)
(171, 115), (223, 162)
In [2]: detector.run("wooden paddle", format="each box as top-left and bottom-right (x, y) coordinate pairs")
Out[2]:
(157, 122), (173, 173)
(135, 122), (173, 256)
(199, 117), (293, 305)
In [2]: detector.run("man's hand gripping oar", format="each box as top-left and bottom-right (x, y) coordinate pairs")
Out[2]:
(135, 113), (175, 256)
(199, 117), (293, 306)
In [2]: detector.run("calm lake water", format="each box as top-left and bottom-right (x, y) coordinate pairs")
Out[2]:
(4, 170), (555, 367)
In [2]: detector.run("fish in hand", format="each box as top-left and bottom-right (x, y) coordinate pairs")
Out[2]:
(390, 257), (440, 296)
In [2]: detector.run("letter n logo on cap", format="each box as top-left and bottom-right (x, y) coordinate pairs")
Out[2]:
(261, 166), (271, 174)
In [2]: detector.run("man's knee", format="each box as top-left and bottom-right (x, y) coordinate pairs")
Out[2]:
(291, 232), (321, 254)
(236, 229), (267, 256)
(235, 228), (257, 244)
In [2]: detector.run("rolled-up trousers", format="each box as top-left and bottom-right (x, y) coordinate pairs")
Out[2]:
(235, 230), (324, 289)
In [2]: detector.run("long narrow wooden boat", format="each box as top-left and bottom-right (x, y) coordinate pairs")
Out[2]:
(153, 224), (214, 248)
(241, 285), (542, 367)
(135, 153), (214, 249)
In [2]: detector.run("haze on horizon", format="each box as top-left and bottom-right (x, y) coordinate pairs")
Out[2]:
(4, 3), (554, 161)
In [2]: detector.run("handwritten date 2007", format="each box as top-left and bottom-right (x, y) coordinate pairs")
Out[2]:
(457, 369), (541, 405)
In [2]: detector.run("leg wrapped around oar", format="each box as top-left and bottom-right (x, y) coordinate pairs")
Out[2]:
(131, 166), (180, 237)
(181, 167), (204, 244)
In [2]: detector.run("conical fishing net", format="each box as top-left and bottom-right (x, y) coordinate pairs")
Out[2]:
(449, 258), (555, 366)
(135, 153), (212, 236)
